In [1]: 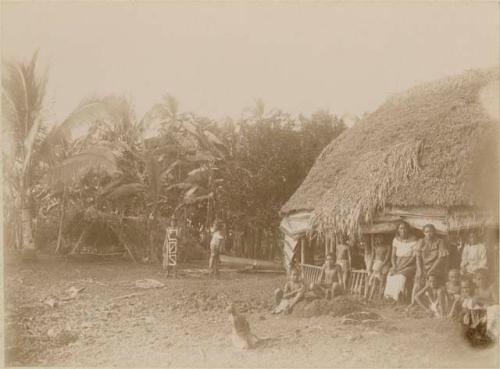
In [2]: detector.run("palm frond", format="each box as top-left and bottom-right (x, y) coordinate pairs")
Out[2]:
(58, 98), (115, 141)
(159, 159), (185, 182)
(203, 130), (224, 146)
(105, 182), (145, 201)
(184, 185), (200, 199)
(186, 167), (209, 183)
(44, 145), (121, 186)
(185, 150), (218, 162)
(166, 182), (193, 191)
(183, 193), (213, 205)
(2, 51), (47, 173)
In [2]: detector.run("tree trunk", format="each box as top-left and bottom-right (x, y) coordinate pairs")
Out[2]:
(19, 163), (36, 260)
(71, 228), (88, 255)
(55, 187), (67, 254)
(148, 211), (158, 263)
(20, 207), (36, 259)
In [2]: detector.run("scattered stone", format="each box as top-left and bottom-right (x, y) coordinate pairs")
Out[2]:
(347, 334), (363, 342)
(343, 311), (382, 321)
(47, 327), (59, 338)
(55, 329), (79, 345)
(62, 286), (86, 300)
(135, 279), (165, 289)
(341, 318), (360, 325)
(81, 322), (93, 329)
(42, 296), (58, 308)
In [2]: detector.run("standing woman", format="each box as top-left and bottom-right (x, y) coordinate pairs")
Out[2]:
(414, 224), (449, 301)
(209, 221), (225, 278)
(384, 221), (418, 303)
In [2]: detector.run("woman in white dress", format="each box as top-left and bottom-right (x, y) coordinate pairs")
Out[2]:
(460, 231), (488, 277)
(384, 221), (418, 303)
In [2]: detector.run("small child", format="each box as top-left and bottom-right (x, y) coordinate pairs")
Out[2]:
(273, 268), (305, 314)
(446, 269), (461, 296)
(473, 268), (499, 340)
(447, 279), (472, 320)
(415, 274), (446, 318)
(473, 268), (498, 306)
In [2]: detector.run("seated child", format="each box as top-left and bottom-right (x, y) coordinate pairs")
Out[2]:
(365, 235), (391, 299)
(473, 268), (498, 306)
(473, 268), (499, 339)
(451, 279), (487, 331)
(447, 279), (471, 320)
(273, 268), (305, 314)
(311, 253), (344, 299)
(445, 269), (461, 297)
(443, 269), (462, 312)
(415, 274), (446, 318)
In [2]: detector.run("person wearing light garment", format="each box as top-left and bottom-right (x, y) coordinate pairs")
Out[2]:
(384, 221), (418, 303)
(460, 231), (488, 277)
(209, 221), (225, 278)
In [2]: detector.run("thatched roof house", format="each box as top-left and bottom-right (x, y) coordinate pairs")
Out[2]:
(281, 68), (499, 259)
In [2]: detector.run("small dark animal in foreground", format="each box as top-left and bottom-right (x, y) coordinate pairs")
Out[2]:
(227, 303), (260, 350)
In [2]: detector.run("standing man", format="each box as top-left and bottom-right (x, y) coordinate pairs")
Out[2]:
(209, 221), (225, 278)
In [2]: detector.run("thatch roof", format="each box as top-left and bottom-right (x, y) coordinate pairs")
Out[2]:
(281, 68), (499, 235)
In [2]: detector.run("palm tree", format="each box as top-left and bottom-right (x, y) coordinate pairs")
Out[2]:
(3, 53), (122, 258)
(2, 52), (47, 257)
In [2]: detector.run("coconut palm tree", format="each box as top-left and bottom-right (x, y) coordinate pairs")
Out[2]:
(2, 53), (121, 258)
(2, 52), (48, 257)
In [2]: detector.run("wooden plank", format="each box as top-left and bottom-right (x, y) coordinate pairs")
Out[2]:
(300, 238), (305, 265)
(70, 228), (87, 255)
(385, 206), (448, 217)
(403, 216), (448, 233)
(361, 222), (398, 234)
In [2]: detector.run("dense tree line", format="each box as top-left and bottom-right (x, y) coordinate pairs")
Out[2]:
(2, 53), (347, 262)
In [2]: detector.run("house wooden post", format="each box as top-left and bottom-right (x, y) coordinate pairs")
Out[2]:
(324, 234), (328, 258)
(300, 237), (305, 265)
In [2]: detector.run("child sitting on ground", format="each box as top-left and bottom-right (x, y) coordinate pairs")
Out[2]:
(473, 268), (499, 340)
(446, 269), (462, 298)
(443, 269), (462, 313)
(447, 279), (473, 320)
(273, 268), (305, 314)
(473, 268), (498, 306)
(415, 274), (446, 318)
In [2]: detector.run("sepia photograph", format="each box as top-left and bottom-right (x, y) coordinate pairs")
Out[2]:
(1, 1), (499, 367)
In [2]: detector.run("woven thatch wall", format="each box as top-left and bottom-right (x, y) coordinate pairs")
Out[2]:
(281, 68), (499, 235)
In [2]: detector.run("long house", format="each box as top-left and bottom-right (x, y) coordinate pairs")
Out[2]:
(280, 68), (499, 291)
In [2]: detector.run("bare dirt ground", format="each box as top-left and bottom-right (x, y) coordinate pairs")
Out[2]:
(4, 255), (500, 368)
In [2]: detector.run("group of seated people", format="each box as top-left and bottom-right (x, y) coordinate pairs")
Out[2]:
(273, 221), (499, 340)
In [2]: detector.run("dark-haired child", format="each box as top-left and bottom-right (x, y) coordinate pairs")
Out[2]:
(273, 268), (305, 314)
(415, 274), (446, 318)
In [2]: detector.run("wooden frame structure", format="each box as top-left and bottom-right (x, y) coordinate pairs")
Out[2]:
(163, 226), (179, 276)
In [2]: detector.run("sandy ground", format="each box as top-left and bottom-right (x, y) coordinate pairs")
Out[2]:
(4, 255), (500, 368)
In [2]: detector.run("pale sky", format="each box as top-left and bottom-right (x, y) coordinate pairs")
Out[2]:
(1, 2), (498, 124)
